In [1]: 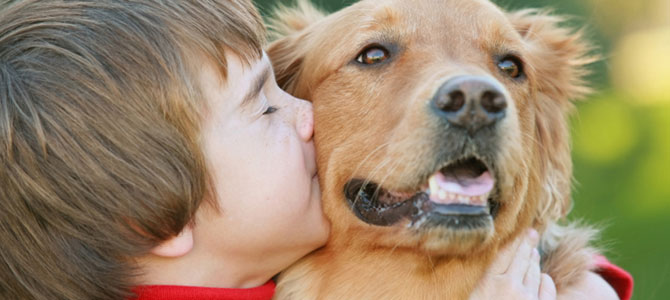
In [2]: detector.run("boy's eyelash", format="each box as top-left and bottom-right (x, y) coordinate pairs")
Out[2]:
(263, 106), (278, 115)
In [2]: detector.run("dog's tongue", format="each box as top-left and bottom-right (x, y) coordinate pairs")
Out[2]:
(442, 171), (494, 196)
(428, 171), (494, 205)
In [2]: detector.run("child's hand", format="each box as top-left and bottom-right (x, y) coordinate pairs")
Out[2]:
(556, 271), (619, 300)
(469, 229), (556, 300)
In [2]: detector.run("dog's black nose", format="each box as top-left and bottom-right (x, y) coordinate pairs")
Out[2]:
(432, 75), (507, 133)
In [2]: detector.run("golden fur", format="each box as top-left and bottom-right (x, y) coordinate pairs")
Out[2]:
(267, 0), (598, 299)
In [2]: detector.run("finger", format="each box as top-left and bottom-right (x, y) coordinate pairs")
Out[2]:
(538, 274), (557, 300)
(523, 248), (541, 291)
(505, 229), (539, 277)
(488, 231), (527, 274)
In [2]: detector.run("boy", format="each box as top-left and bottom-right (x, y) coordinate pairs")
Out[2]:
(0, 1), (626, 299)
(1, 1), (326, 298)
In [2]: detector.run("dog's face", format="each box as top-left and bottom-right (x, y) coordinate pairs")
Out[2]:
(269, 0), (590, 256)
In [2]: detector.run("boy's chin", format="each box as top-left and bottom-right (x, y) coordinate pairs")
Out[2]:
(297, 209), (330, 253)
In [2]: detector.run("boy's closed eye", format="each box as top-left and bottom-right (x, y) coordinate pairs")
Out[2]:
(263, 106), (279, 115)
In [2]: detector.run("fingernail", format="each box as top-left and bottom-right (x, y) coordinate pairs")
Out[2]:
(528, 228), (539, 242)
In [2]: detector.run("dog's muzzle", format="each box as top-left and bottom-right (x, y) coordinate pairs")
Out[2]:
(342, 75), (508, 231)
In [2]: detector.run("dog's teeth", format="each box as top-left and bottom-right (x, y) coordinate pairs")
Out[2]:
(458, 195), (467, 204)
(429, 176), (439, 197)
(447, 191), (456, 202)
(427, 175), (491, 206)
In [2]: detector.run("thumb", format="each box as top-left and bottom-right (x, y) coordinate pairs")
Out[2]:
(539, 274), (557, 300)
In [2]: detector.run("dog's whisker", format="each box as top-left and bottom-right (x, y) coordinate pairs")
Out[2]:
(344, 141), (393, 207)
(349, 141), (393, 181)
(387, 238), (403, 257)
(368, 156), (397, 198)
(351, 156), (394, 208)
(371, 158), (403, 203)
(520, 130), (541, 148)
(366, 133), (424, 196)
(351, 142), (393, 181)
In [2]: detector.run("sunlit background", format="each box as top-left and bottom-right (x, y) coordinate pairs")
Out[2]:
(256, 0), (670, 297)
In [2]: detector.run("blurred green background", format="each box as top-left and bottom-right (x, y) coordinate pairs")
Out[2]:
(255, 0), (670, 298)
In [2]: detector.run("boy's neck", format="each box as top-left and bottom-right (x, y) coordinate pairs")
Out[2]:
(135, 248), (281, 289)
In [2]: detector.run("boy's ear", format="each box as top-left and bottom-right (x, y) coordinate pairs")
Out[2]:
(150, 225), (194, 258)
(266, 0), (325, 95)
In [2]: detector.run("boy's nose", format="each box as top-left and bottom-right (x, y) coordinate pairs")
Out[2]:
(295, 98), (314, 141)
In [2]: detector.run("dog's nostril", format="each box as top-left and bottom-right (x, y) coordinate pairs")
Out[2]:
(480, 91), (506, 113)
(436, 91), (465, 112)
(448, 91), (465, 112)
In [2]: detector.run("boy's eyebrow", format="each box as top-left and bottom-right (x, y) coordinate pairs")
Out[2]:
(241, 65), (272, 108)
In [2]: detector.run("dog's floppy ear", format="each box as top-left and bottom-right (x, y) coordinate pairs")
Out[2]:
(266, 0), (325, 95)
(508, 10), (596, 225)
(267, 0), (325, 39)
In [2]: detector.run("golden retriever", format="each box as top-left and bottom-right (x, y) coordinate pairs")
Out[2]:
(267, 0), (598, 299)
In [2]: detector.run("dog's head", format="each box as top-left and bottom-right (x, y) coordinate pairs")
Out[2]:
(268, 0), (592, 256)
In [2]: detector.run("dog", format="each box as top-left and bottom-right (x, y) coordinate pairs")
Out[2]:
(267, 0), (598, 298)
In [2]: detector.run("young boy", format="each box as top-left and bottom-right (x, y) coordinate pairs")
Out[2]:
(0, 1), (628, 299)
(1, 1), (327, 298)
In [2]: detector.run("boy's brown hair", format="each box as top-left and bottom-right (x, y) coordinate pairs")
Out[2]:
(0, 1), (265, 299)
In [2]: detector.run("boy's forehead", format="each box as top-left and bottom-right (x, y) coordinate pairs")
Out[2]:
(239, 62), (272, 107)
(241, 51), (272, 78)
(198, 51), (271, 108)
(233, 52), (272, 106)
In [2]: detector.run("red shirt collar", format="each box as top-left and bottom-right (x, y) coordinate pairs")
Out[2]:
(131, 280), (275, 300)
(594, 255), (634, 300)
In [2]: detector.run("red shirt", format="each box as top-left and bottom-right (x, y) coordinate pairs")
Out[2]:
(595, 255), (634, 300)
(131, 258), (632, 300)
(131, 281), (275, 300)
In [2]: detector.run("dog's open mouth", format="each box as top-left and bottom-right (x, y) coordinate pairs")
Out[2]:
(344, 157), (500, 228)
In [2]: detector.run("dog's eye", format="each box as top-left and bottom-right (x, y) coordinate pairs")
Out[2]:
(356, 46), (389, 65)
(497, 56), (523, 78)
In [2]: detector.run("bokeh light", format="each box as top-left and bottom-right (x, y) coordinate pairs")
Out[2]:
(612, 27), (670, 104)
(573, 95), (638, 164)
